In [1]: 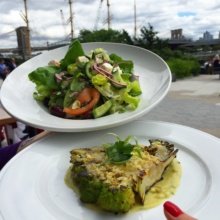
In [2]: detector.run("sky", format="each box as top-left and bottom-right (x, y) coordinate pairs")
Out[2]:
(1, 0), (220, 49)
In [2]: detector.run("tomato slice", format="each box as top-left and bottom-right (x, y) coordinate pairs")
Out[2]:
(77, 87), (92, 104)
(63, 87), (100, 116)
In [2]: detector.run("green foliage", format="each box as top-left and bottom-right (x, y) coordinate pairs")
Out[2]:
(134, 23), (159, 50)
(78, 29), (133, 44)
(188, 57), (201, 76)
(212, 45), (220, 51)
(153, 47), (174, 61)
(166, 58), (200, 78)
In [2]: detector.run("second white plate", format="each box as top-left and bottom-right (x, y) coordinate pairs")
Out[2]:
(0, 120), (219, 220)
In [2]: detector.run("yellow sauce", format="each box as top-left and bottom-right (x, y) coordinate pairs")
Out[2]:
(65, 158), (182, 212)
(133, 158), (182, 211)
(65, 166), (78, 192)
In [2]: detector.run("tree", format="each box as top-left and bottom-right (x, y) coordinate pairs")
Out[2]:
(134, 23), (159, 50)
(77, 29), (133, 44)
(134, 23), (171, 60)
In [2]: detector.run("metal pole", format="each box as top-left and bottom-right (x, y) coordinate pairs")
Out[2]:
(68, 0), (74, 39)
(134, 0), (137, 38)
(23, 0), (29, 31)
(23, 0), (31, 58)
(107, 0), (111, 30)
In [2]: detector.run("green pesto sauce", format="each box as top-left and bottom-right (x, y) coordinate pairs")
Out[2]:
(64, 158), (182, 212)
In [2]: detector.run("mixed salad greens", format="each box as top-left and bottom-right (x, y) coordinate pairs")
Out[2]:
(28, 40), (142, 119)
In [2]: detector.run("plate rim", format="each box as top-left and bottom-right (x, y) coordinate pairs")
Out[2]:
(0, 120), (219, 220)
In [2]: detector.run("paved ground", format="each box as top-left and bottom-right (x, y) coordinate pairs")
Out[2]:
(143, 74), (220, 138)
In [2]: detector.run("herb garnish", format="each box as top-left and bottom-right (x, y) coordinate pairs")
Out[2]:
(105, 134), (142, 164)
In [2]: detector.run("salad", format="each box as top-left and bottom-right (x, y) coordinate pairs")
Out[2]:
(28, 40), (142, 119)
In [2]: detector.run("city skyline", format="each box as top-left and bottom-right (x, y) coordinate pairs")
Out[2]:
(1, 0), (220, 48)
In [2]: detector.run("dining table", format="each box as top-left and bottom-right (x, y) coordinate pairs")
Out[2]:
(0, 107), (16, 126)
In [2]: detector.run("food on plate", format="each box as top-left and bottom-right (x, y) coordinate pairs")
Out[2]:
(28, 40), (142, 119)
(68, 135), (180, 213)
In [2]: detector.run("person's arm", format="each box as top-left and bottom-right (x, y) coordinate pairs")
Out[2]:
(163, 201), (197, 220)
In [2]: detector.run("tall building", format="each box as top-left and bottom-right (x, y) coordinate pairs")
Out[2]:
(202, 31), (213, 40)
(16, 26), (31, 59)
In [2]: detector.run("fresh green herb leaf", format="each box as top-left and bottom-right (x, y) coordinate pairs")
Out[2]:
(105, 134), (139, 163)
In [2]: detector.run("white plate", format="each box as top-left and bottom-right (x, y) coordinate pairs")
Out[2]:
(0, 120), (219, 220)
(0, 43), (171, 132)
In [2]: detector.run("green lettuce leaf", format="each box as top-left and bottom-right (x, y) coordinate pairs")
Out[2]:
(60, 39), (85, 69)
(110, 53), (134, 74)
(28, 66), (60, 101)
(63, 73), (87, 107)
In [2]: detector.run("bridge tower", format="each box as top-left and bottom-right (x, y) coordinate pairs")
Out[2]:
(171, 29), (183, 40)
(16, 26), (31, 60)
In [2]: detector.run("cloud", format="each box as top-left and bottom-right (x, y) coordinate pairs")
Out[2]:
(1, 0), (220, 48)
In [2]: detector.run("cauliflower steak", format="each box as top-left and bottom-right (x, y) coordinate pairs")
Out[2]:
(70, 137), (178, 213)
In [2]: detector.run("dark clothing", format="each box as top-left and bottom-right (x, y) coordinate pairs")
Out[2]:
(213, 59), (220, 68)
(0, 63), (7, 79)
(5, 62), (15, 72)
(0, 142), (22, 170)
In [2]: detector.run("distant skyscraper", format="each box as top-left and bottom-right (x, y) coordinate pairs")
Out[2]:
(203, 31), (213, 40)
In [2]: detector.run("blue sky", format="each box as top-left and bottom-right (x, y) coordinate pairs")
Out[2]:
(177, 11), (196, 17)
(0, 0), (220, 48)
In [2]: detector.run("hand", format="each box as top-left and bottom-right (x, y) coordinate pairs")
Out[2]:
(163, 201), (197, 220)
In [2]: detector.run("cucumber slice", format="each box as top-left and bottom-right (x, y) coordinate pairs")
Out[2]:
(85, 61), (95, 79)
(93, 100), (112, 118)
